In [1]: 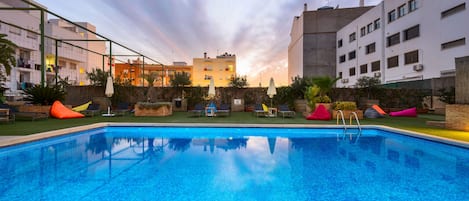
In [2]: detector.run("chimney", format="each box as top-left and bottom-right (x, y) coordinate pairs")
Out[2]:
(304, 3), (307, 11)
(359, 0), (364, 7)
(204, 52), (207, 59)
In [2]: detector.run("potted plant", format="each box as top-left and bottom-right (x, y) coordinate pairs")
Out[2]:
(332, 101), (363, 120)
(312, 76), (339, 111)
(21, 85), (66, 115)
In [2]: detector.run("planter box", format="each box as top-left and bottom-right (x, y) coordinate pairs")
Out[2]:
(18, 105), (51, 116)
(134, 102), (172, 117)
(332, 110), (363, 120)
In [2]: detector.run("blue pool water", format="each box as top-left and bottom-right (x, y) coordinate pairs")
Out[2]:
(0, 127), (468, 201)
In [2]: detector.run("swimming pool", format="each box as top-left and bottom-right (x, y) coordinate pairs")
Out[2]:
(0, 125), (468, 201)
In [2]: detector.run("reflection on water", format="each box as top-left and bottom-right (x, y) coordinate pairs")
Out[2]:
(0, 131), (468, 201)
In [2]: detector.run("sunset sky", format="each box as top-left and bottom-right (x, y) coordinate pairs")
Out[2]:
(36, 0), (380, 86)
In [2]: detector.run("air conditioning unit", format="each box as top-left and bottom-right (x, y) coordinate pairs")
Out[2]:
(374, 72), (381, 78)
(413, 64), (424, 71)
(341, 78), (349, 83)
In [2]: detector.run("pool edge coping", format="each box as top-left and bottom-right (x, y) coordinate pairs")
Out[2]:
(1, 122), (468, 149)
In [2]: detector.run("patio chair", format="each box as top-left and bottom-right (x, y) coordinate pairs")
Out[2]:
(253, 103), (268, 117)
(188, 103), (204, 117)
(114, 102), (131, 116)
(216, 103), (231, 117)
(0, 104), (48, 121)
(81, 103), (101, 117)
(278, 104), (296, 118)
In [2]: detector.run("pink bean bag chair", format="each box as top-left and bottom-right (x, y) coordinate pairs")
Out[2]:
(306, 104), (331, 120)
(389, 107), (417, 117)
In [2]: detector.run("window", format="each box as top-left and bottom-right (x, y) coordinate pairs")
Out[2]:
(367, 23), (373, 33)
(408, 0), (417, 12)
(360, 64), (368, 74)
(9, 26), (21, 35)
(348, 50), (356, 60)
(371, 61), (381, 72)
(387, 56), (399, 68)
(388, 10), (396, 23)
(387, 33), (400, 47)
(404, 50), (419, 64)
(374, 18), (381, 30)
(339, 55), (346, 63)
(441, 38), (466, 50)
(441, 3), (466, 18)
(338, 72), (343, 78)
(349, 32), (356, 42)
(360, 27), (366, 37)
(26, 31), (37, 40)
(366, 42), (376, 54)
(338, 39), (343, 48)
(204, 75), (213, 80)
(70, 63), (77, 70)
(403, 25), (420, 41)
(398, 4), (406, 17)
(349, 67), (356, 76)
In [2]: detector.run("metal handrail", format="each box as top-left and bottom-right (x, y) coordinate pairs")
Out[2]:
(336, 110), (346, 139)
(349, 112), (362, 143)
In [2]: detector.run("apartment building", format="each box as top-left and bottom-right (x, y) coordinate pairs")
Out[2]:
(288, 4), (372, 84)
(192, 52), (236, 87)
(114, 60), (192, 87)
(337, 0), (469, 87)
(0, 0), (107, 99)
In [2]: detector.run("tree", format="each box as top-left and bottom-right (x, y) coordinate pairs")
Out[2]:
(170, 72), (191, 88)
(0, 34), (17, 86)
(86, 68), (109, 86)
(356, 76), (381, 99)
(143, 72), (159, 102)
(229, 75), (248, 88)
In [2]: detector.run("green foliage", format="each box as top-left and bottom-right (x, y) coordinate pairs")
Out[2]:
(290, 76), (312, 99)
(333, 101), (357, 110)
(86, 69), (109, 86)
(0, 34), (17, 80)
(438, 87), (455, 104)
(356, 76), (381, 99)
(304, 85), (320, 109)
(229, 75), (248, 88)
(23, 85), (66, 105)
(143, 72), (159, 87)
(312, 76), (339, 97)
(243, 90), (256, 105)
(170, 72), (192, 88)
(273, 86), (294, 107)
(186, 86), (205, 107)
(317, 95), (331, 103)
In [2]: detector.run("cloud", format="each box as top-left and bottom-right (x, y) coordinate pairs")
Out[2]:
(36, 0), (381, 86)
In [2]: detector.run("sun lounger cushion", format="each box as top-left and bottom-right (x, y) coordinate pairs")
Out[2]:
(72, 101), (92, 112)
(51, 100), (85, 119)
(372, 104), (386, 115)
(262, 104), (268, 112)
(389, 107), (417, 117)
(364, 107), (383, 118)
(306, 104), (331, 120)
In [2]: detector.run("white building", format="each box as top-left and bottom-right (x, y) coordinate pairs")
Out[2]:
(336, 0), (469, 87)
(0, 0), (107, 99)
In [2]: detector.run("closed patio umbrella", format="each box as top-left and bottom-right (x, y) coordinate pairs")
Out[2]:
(267, 77), (276, 107)
(208, 77), (215, 98)
(105, 76), (114, 115)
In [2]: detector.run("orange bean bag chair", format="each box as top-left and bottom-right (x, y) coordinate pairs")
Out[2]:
(306, 104), (331, 120)
(372, 104), (386, 115)
(50, 100), (85, 119)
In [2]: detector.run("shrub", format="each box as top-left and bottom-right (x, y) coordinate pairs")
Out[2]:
(23, 85), (66, 105)
(333, 101), (357, 110)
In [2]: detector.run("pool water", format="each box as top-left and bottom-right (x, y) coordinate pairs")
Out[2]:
(0, 127), (468, 201)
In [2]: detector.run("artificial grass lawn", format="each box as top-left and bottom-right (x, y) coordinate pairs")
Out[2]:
(1, 112), (468, 143)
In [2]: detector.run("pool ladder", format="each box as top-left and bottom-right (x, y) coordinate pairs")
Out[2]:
(336, 110), (362, 143)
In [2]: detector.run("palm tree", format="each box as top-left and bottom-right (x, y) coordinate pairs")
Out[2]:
(143, 72), (159, 102)
(312, 76), (340, 98)
(0, 34), (17, 81)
